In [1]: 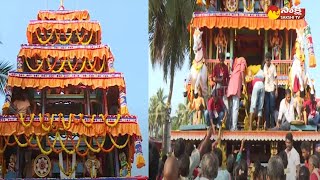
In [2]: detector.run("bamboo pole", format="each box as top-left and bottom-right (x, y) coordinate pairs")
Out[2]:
(290, 30), (293, 60)
(209, 29), (213, 59)
(286, 29), (289, 60)
(264, 30), (268, 54)
(229, 29), (234, 71)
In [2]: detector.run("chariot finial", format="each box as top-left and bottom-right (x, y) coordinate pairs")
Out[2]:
(59, 0), (65, 10)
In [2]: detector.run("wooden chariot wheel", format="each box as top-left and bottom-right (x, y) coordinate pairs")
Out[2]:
(226, 0), (239, 12)
(33, 154), (51, 178)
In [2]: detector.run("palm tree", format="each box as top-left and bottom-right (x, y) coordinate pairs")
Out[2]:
(148, 88), (168, 139)
(0, 61), (13, 95)
(149, 0), (198, 153)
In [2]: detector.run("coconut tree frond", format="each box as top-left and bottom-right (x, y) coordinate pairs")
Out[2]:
(0, 61), (13, 95)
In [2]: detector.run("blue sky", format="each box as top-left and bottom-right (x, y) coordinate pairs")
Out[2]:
(149, 2), (320, 114)
(0, 0), (148, 177)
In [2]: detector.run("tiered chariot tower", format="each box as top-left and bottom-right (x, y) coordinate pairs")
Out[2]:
(0, 5), (145, 179)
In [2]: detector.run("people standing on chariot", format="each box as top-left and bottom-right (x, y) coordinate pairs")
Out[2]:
(211, 52), (229, 97)
(293, 90), (304, 122)
(248, 68), (265, 131)
(263, 52), (278, 129)
(11, 91), (31, 115)
(227, 57), (247, 131)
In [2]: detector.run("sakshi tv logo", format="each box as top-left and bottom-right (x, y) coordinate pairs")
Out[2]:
(267, 5), (305, 20)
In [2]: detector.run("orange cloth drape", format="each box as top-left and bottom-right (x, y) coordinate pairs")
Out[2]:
(18, 45), (113, 59)
(7, 73), (125, 89)
(0, 121), (141, 137)
(37, 10), (90, 20)
(192, 14), (307, 30)
(27, 21), (101, 34)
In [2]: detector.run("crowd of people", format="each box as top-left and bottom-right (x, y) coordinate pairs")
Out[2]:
(149, 130), (320, 180)
(204, 52), (319, 132)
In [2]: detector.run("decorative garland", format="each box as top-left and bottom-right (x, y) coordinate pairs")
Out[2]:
(58, 160), (77, 178)
(52, 59), (66, 73)
(0, 137), (7, 153)
(83, 135), (105, 153)
(60, 113), (72, 130)
(99, 113), (121, 127)
(25, 59), (44, 72)
(13, 134), (28, 147)
(109, 134), (130, 149)
(82, 114), (95, 127)
(65, 58), (81, 72)
(19, 113), (35, 127)
(17, 113), (130, 131)
(37, 135), (53, 155)
(35, 28), (54, 44)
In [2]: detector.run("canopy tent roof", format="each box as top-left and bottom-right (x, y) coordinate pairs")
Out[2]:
(0, 114), (140, 137)
(191, 12), (307, 30)
(7, 72), (126, 90)
(37, 10), (90, 20)
(27, 20), (101, 35)
(18, 44), (113, 60)
(171, 130), (320, 141)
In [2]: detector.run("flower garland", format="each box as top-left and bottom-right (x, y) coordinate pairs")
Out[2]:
(4, 136), (16, 146)
(60, 113), (72, 130)
(52, 59), (66, 73)
(109, 134), (130, 149)
(13, 134), (28, 147)
(94, 59), (105, 73)
(42, 114), (55, 132)
(58, 132), (81, 155)
(33, 113), (43, 127)
(27, 134), (41, 148)
(46, 132), (62, 154)
(35, 28), (54, 44)
(36, 135), (53, 155)
(82, 114), (95, 127)
(83, 135), (105, 153)
(99, 113), (120, 127)
(75, 137), (90, 157)
(65, 58), (81, 72)
(25, 59), (44, 72)
(58, 160), (77, 178)
(96, 136), (115, 153)
(72, 59), (87, 73)
(80, 29), (93, 45)
(0, 137), (7, 153)
(41, 57), (58, 73)
(19, 113), (35, 128)
(56, 29), (73, 45)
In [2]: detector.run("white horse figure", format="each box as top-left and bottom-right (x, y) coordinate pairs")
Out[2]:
(184, 28), (208, 100)
(290, 28), (314, 93)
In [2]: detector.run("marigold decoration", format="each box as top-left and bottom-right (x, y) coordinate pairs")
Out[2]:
(19, 113), (35, 127)
(34, 154), (51, 178)
(134, 140), (145, 169)
(58, 152), (77, 178)
(82, 114), (95, 127)
(100, 113), (120, 127)
(109, 134), (130, 149)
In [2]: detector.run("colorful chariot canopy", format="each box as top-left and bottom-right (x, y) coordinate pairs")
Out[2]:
(191, 12), (307, 30)
(37, 10), (90, 20)
(7, 72), (126, 90)
(18, 44), (113, 60)
(27, 20), (101, 34)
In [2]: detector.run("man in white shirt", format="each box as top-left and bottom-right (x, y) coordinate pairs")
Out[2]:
(272, 89), (294, 131)
(264, 52), (278, 128)
(284, 132), (300, 180)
